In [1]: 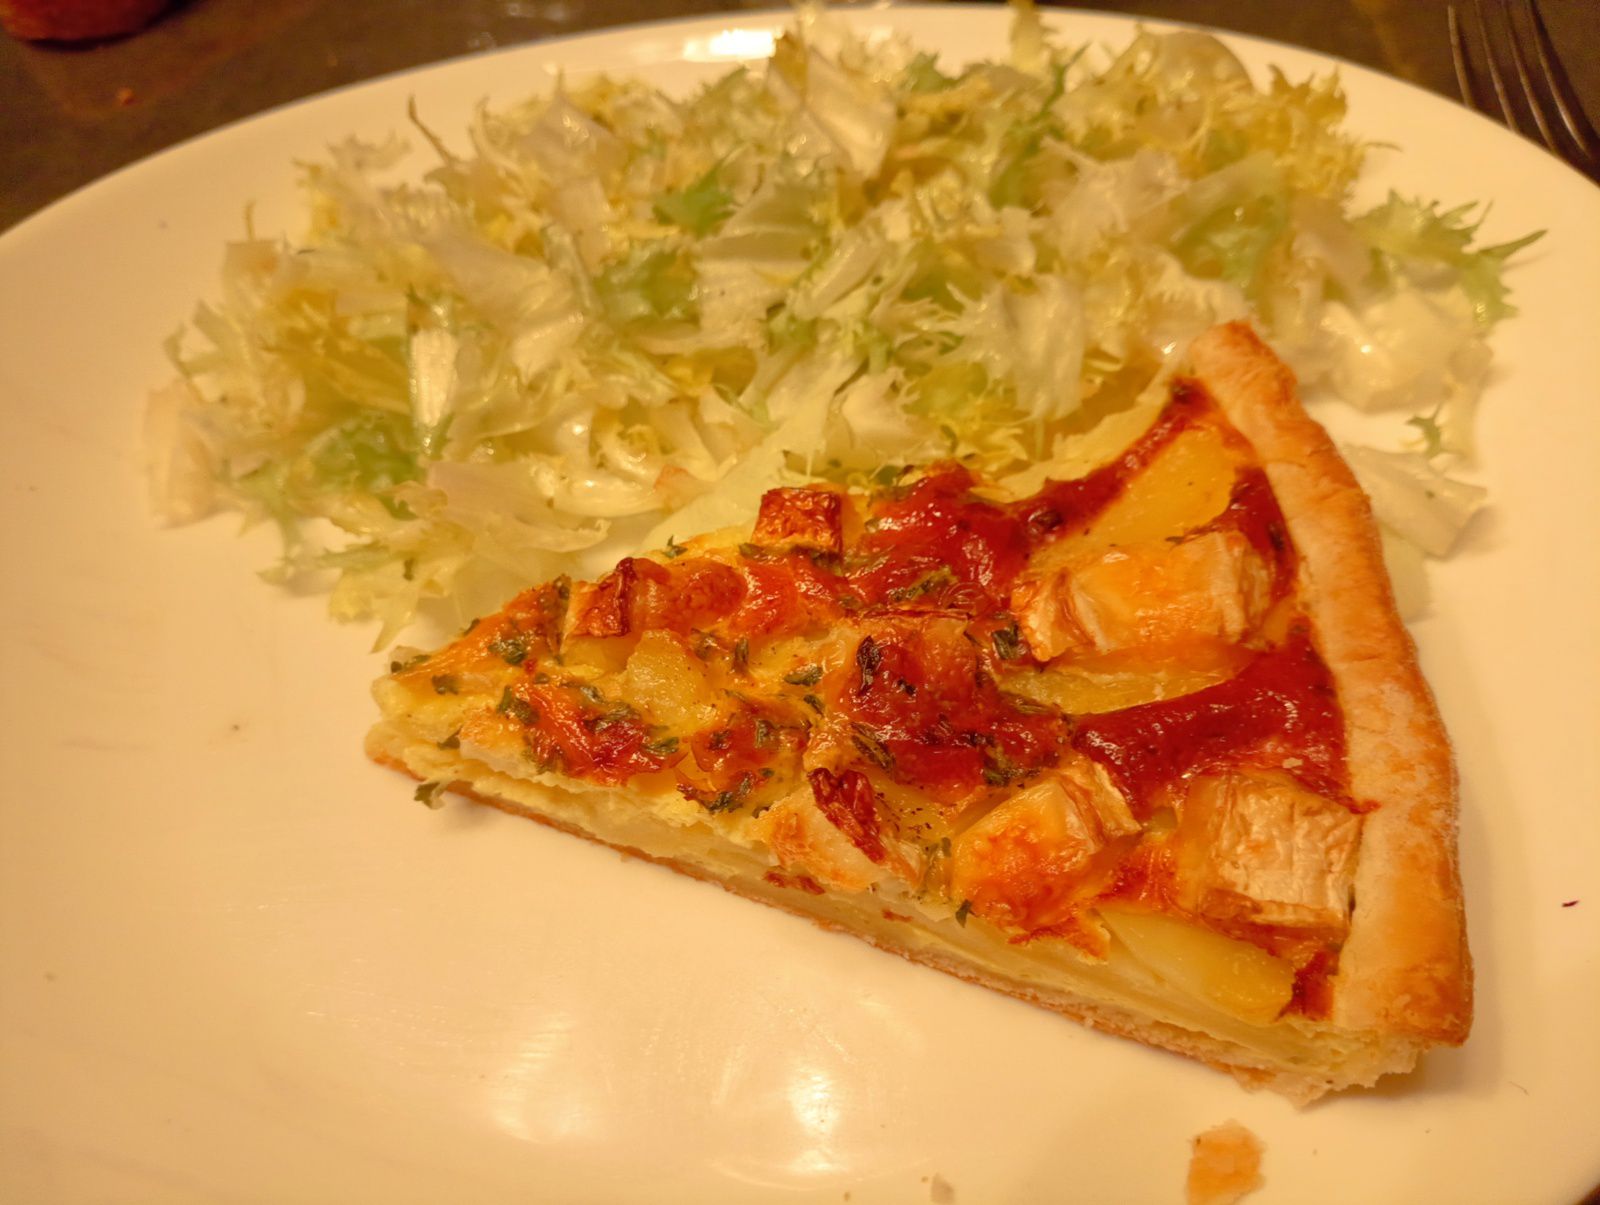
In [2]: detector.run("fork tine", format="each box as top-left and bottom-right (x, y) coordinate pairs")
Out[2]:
(1517, 0), (1600, 161)
(1447, 6), (1490, 116)
(1503, 0), (1559, 150)
(1470, 0), (1526, 135)
(1449, 0), (1599, 181)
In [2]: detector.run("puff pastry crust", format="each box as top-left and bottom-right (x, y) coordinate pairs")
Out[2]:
(1188, 323), (1470, 1047)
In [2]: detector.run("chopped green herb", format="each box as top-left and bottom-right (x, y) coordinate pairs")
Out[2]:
(737, 542), (771, 561)
(644, 735), (680, 756)
(981, 748), (1022, 787)
(887, 567), (955, 603)
(856, 636), (882, 692)
(850, 722), (895, 772)
(487, 632), (530, 666)
(414, 781), (447, 809)
(991, 623), (1024, 661)
(753, 717), (776, 748)
(686, 773), (754, 815)
(954, 899), (973, 927)
(437, 730), (461, 750)
(526, 743), (564, 775)
(590, 705), (639, 732)
(702, 792), (738, 814)
(663, 534), (687, 559)
(496, 687), (536, 723)
(784, 665), (823, 686)
(430, 673), (459, 695)
(802, 693), (825, 713)
(389, 651), (429, 673)
(732, 637), (750, 674)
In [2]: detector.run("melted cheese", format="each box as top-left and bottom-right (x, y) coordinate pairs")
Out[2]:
(950, 761), (1139, 940)
(1015, 530), (1272, 661)
(1176, 773), (1362, 936)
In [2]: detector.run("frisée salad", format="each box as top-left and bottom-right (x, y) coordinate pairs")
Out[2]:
(146, 2), (1537, 644)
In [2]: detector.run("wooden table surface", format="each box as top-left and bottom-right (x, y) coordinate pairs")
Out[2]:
(2, 0), (1597, 233)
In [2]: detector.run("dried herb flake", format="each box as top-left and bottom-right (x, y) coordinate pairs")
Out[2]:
(856, 636), (882, 693)
(496, 687), (537, 724)
(991, 623), (1024, 662)
(488, 633), (530, 667)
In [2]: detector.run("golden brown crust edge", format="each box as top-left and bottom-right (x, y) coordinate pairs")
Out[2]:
(1186, 321), (1472, 1047)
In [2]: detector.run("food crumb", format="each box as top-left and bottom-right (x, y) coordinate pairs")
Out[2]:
(1187, 1120), (1263, 1205)
(115, 87), (135, 106)
(928, 1172), (955, 1204)
(1561, 899), (1579, 907)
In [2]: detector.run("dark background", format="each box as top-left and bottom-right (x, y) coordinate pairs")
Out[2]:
(2, 0), (1597, 233)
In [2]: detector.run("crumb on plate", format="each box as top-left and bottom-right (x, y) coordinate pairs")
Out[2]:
(1187, 1120), (1264, 1205)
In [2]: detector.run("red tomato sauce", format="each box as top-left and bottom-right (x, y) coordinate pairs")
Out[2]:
(839, 624), (1071, 805)
(1070, 627), (1349, 818)
(516, 682), (668, 786)
(844, 383), (1207, 609)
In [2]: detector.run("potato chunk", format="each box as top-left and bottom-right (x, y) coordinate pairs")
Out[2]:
(1100, 907), (1295, 1026)
(617, 631), (719, 731)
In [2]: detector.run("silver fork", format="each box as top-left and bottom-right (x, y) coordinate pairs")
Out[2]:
(1448, 0), (1600, 184)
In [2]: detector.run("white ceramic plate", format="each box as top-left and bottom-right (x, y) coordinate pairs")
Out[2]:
(3, 7), (1598, 1202)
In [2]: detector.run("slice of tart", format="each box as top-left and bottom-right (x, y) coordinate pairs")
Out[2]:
(366, 322), (1470, 1101)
